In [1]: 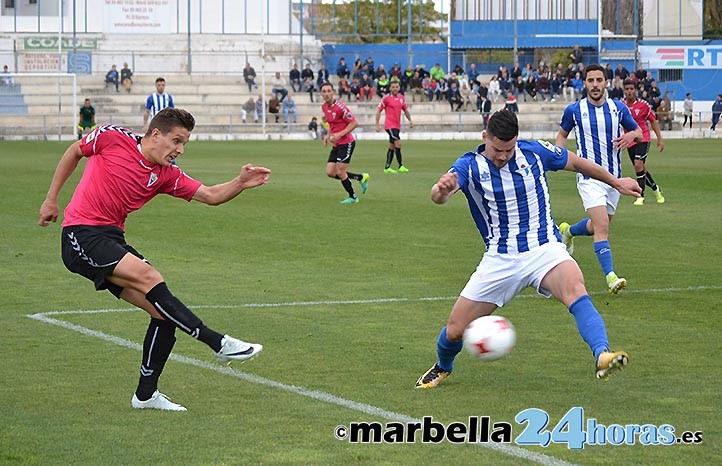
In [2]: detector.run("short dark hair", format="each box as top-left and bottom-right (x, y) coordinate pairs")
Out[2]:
(623, 78), (636, 87)
(147, 108), (195, 136)
(584, 64), (605, 79)
(486, 110), (518, 142)
(320, 82), (334, 91)
(155, 77), (166, 84)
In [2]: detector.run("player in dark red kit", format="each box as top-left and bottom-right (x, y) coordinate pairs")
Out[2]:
(320, 82), (369, 204)
(623, 78), (665, 206)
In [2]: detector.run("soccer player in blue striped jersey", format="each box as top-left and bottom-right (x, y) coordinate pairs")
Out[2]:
(556, 64), (642, 294)
(415, 110), (640, 389)
(143, 77), (175, 133)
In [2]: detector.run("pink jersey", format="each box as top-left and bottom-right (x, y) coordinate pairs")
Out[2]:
(625, 99), (656, 145)
(322, 99), (356, 146)
(377, 92), (408, 130)
(62, 125), (202, 230)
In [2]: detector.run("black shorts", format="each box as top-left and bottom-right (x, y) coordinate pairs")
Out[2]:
(61, 225), (145, 298)
(327, 141), (356, 164)
(385, 128), (401, 143)
(627, 142), (650, 162)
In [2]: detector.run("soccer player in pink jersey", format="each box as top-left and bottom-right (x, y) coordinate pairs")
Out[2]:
(623, 79), (665, 206)
(375, 79), (414, 174)
(320, 82), (369, 204)
(38, 108), (270, 411)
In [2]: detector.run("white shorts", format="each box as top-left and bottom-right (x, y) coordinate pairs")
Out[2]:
(576, 175), (620, 215)
(460, 241), (575, 307)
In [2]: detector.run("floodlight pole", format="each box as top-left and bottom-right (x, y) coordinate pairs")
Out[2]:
(513, 0), (518, 64)
(407, 0), (412, 68)
(187, 0), (192, 74)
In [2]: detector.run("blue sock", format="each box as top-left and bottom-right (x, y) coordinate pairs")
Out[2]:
(594, 240), (614, 276)
(568, 295), (609, 359)
(436, 326), (463, 372)
(569, 218), (592, 237)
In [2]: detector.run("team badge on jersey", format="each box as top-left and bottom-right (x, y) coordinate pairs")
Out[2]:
(516, 161), (532, 177)
(147, 172), (158, 187)
(480, 171), (491, 182)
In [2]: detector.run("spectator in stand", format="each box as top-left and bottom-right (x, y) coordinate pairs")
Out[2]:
(407, 71), (423, 102)
(480, 94), (492, 129)
(351, 59), (363, 80)
(452, 64), (464, 76)
(510, 62), (523, 81)
(255, 95), (265, 122)
(426, 78), (437, 102)
(120, 63), (133, 93)
(308, 116), (319, 139)
(359, 73), (375, 101)
(525, 75), (539, 101)
(468, 63), (479, 84)
(522, 63), (535, 80)
(336, 57), (350, 80)
(414, 64), (429, 79)
(562, 76), (574, 102)
(390, 63), (403, 80)
(605, 63), (614, 82)
(337, 77), (352, 101)
(498, 64), (508, 78)
(447, 82), (463, 111)
(656, 97), (673, 130)
(401, 65), (414, 93)
(317, 63), (330, 88)
(289, 64), (301, 92)
(571, 72), (584, 100)
(282, 93), (297, 124)
(268, 94), (281, 123)
(105, 64), (119, 92)
(615, 64), (630, 81)
(647, 81), (661, 101)
(241, 97), (257, 123)
(459, 81), (473, 111)
(447, 72), (460, 89)
(537, 72), (551, 101)
(488, 76), (501, 102)
(301, 63), (316, 102)
(430, 63), (445, 82)
(634, 65), (647, 82)
(550, 72), (563, 101)
(569, 45), (583, 65)
(711, 94), (722, 131)
(498, 72), (511, 99)
(365, 57), (375, 77)
(377, 74), (390, 98)
(476, 80), (489, 102)
(609, 77), (624, 100)
(271, 71), (288, 101)
(436, 78), (448, 101)
(349, 78), (361, 101)
(243, 63), (257, 93)
(375, 64), (387, 81)
(504, 91), (519, 113)
(0, 65), (14, 86)
(682, 93), (694, 128)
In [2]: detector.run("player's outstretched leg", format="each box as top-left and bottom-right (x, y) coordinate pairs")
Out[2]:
(415, 326), (461, 389)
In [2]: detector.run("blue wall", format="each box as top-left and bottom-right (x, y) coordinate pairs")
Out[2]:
(450, 20), (598, 49)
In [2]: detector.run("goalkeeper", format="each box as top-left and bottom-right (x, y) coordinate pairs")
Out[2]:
(77, 98), (96, 140)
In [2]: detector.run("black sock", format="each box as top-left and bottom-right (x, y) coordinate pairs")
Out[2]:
(145, 282), (224, 351)
(636, 171), (646, 196)
(395, 147), (403, 166)
(385, 149), (394, 168)
(341, 177), (356, 198)
(645, 171), (658, 191)
(346, 172), (362, 181)
(136, 318), (176, 401)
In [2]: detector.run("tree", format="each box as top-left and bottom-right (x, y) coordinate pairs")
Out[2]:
(305, 0), (446, 44)
(705, 0), (722, 38)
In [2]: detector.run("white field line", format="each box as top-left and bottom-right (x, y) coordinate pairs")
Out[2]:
(26, 312), (578, 466)
(35, 285), (722, 316)
(24, 285), (721, 464)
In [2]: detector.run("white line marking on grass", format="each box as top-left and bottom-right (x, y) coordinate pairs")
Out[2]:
(37, 284), (722, 316)
(27, 312), (577, 466)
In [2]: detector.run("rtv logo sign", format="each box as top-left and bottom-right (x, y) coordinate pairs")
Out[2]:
(687, 48), (722, 67)
(639, 45), (722, 69)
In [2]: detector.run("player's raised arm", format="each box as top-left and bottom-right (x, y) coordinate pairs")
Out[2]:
(38, 141), (85, 227)
(431, 172), (459, 205)
(191, 163), (270, 206)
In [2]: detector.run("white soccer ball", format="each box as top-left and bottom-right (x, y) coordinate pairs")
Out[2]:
(463, 315), (516, 361)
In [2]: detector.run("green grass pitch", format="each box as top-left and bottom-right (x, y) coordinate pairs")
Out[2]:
(1, 137), (720, 465)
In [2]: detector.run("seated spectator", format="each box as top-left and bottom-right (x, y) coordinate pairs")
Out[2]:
(525, 75), (539, 101)
(425, 78), (437, 102)
(550, 72), (563, 101)
(377, 74), (390, 98)
(375, 64), (387, 81)
(459, 81), (472, 110)
(0, 65), (13, 87)
(105, 64), (119, 92)
(337, 77), (352, 101)
(447, 82), (463, 111)
(359, 73), (375, 101)
(562, 76), (575, 102)
(271, 72), (288, 101)
(351, 58), (363, 80)
(634, 65), (647, 82)
(479, 94), (492, 129)
(510, 62), (522, 81)
(241, 97), (258, 123)
(267, 95), (281, 122)
(513, 75), (526, 101)
(447, 72), (459, 89)
(282, 93), (297, 124)
(243, 63), (257, 92)
(389, 63), (403, 80)
(289, 64), (301, 92)
(401, 65), (414, 93)
(468, 63), (479, 84)
(308, 117), (319, 139)
(569, 44), (583, 65)
(537, 73), (550, 101)
(407, 71), (423, 102)
(430, 63), (445, 82)
(120, 63), (133, 93)
(349, 78), (361, 101)
(316, 63), (330, 87)
(609, 77), (624, 100)
(571, 72), (584, 100)
(656, 98), (673, 130)
(255, 95), (265, 122)
(436, 78), (448, 101)
(452, 64), (464, 76)
(336, 57), (350, 80)
(504, 91), (519, 113)
(614, 64), (630, 80)
(605, 63), (614, 81)
(488, 76), (501, 102)
(365, 57), (375, 77)
(301, 63), (316, 102)
(498, 72), (511, 97)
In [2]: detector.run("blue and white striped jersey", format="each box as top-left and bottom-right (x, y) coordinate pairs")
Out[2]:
(145, 92), (175, 119)
(450, 140), (568, 254)
(560, 97), (637, 179)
